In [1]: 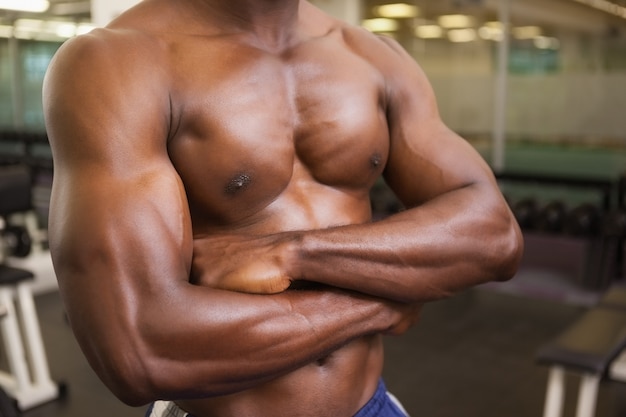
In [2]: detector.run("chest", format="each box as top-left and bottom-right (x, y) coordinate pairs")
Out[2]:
(166, 38), (390, 223)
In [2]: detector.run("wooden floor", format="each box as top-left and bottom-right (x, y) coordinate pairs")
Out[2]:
(15, 284), (626, 417)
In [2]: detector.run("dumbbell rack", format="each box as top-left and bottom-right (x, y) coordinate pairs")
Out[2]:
(0, 264), (59, 410)
(497, 171), (625, 291)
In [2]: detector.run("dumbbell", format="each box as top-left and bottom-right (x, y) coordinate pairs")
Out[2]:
(511, 198), (538, 230)
(564, 203), (602, 237)
(534, 200), (567, 233)
(0, 224), (32, 259)
(603, 208), (626, 238)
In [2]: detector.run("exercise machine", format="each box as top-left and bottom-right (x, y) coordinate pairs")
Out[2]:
(0, 164), (62, 411)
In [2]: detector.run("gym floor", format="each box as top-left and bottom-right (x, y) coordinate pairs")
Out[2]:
(16, 278), (626, 417)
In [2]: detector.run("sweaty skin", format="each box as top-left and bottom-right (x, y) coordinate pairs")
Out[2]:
(43, 0), (523, 416)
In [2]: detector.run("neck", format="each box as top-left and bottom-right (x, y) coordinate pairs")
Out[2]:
(189, 0), (301, 48)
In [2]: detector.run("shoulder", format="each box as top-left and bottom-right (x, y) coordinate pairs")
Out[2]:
(44, 25), (171, 117)
(305, 12), (439, 120)
(299, 4), (431, 107)
(300, 1), (391, 51)
(302, 5), (423, 86)
(341, 26), (420, 75)
(340, 23), (403, 54)
(43, 27), (173, 150)
(328, 24), (432, 108)
(48, 26), (166, 80)
(47, 0), (174, 88)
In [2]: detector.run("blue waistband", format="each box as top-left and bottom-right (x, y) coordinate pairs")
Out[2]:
(353, 379), (407, 417)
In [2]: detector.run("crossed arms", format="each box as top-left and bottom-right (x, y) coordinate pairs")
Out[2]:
(42, 30), (522, 406)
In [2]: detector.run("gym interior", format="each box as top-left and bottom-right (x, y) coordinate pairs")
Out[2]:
(1, 0), (625, 415)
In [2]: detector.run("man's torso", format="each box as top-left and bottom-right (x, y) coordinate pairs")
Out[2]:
(111, 2), (395, 415)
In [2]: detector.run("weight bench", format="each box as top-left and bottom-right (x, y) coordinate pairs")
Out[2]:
(610, 350), (626, 382)
(0, 264), (59, 410)
(536, 285), (626, 417)
(607, 285), (626, 383)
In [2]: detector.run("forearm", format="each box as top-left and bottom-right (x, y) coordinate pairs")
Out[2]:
(290, 183), (522, 303)
(84, 283), (398, 405)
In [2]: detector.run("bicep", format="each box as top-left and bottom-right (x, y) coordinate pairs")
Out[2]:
(49, 166), (192, 315)
(380, 43), (496, 207)
(44, 32), (192, 333)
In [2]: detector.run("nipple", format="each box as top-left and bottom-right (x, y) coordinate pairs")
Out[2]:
(225, 173), (252, 195)
(370, 153), (382, 169)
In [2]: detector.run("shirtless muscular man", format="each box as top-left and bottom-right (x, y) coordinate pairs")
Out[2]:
(43, 0), (523, 416)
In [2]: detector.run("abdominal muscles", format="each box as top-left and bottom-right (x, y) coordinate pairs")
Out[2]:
(176, 334), (384, 417)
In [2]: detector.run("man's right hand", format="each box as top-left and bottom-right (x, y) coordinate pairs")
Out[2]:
(191, 233), (294, 294)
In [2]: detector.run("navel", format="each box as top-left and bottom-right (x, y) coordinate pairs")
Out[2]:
(224, 172), (252, 195)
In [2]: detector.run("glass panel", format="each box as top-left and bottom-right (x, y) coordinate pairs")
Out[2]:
(504, 1), (626, 179)
(361, 0), (626, 180)
(19, 39), (62, 130)
(0, 38), (12, 129)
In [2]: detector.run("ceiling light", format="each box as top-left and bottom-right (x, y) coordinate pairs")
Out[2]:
(362, 18), (400, 32)
(6, 18), (93, 40)
(0, 0), (49, 13)
(0, 25), (12, 38)
(484, 21), (504, 29)
(512, 26), (542, 39)
(534, 36), (560, 50)
(55, 22), (77, 38)
(76, 23), (96, 35)
(478, 26), (503, 41)
(438, 14), (475, 29)
(50, 1), (91, 16)
(13, 18), (82, 40)
(447, 28), (477, 43)
(14, 18), (43, 36)
(374, 3), (419, 19)
(571, 0), (626, 19)
(415, 25), (444, 39)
